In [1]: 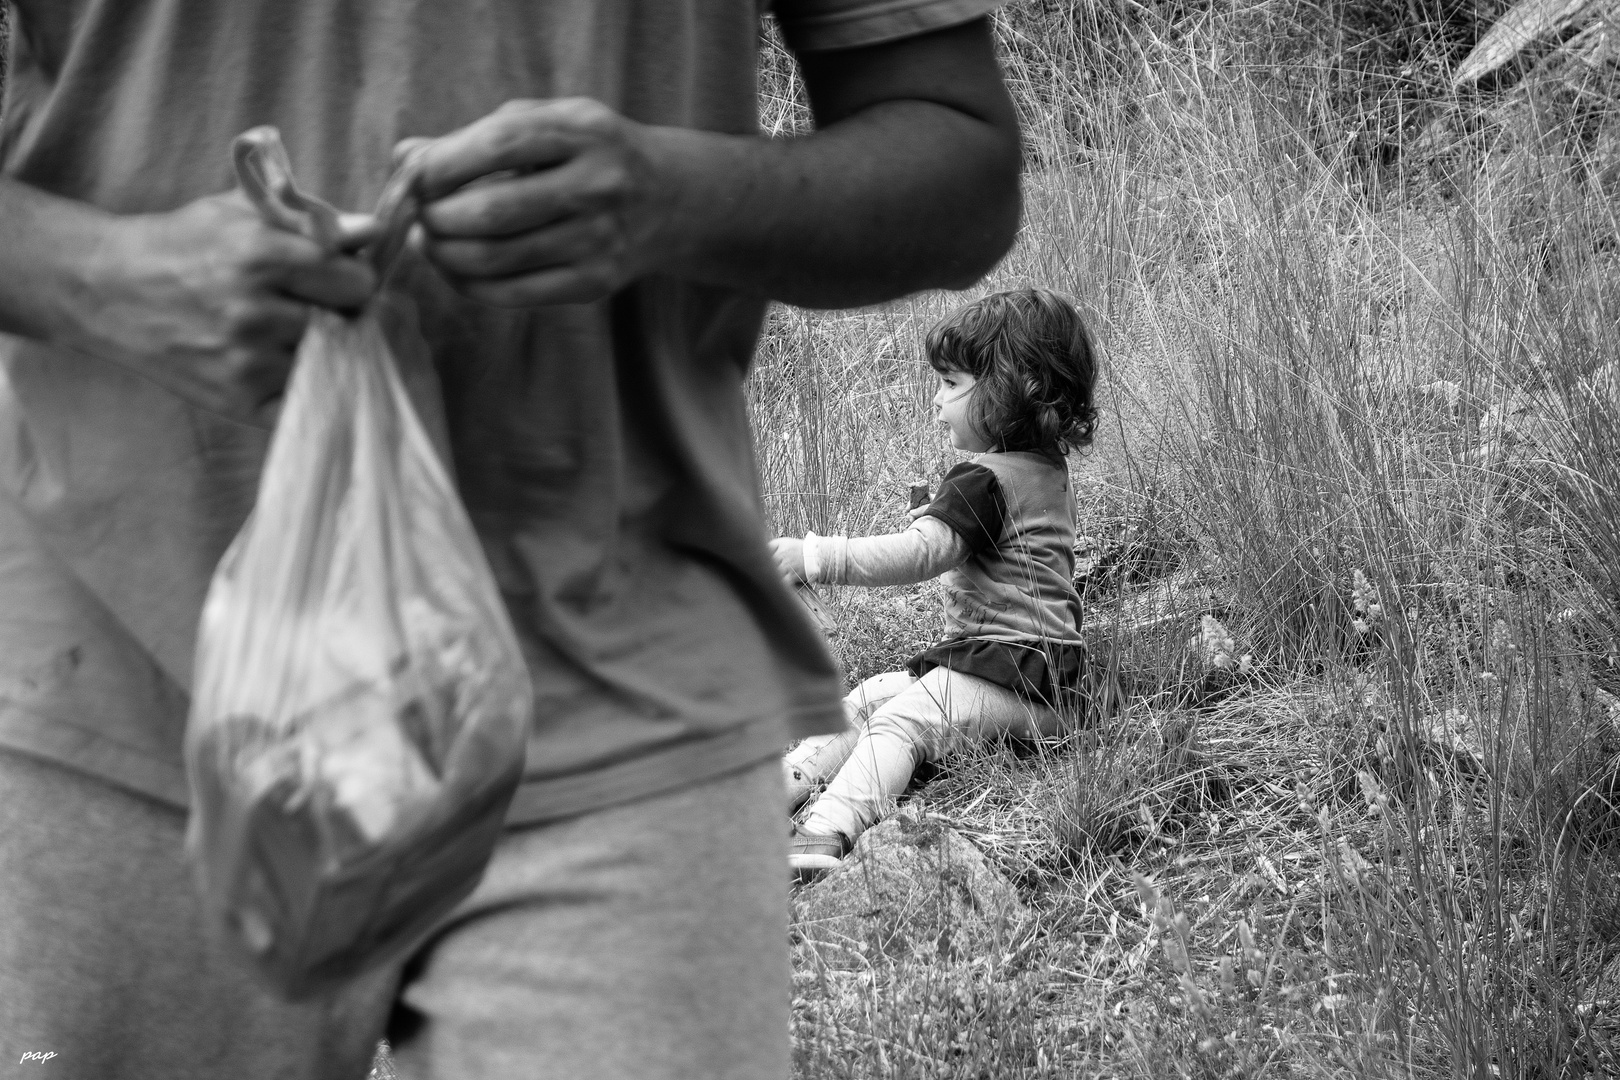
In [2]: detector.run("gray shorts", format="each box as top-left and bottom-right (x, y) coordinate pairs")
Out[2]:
(0, 750), (788, 1080)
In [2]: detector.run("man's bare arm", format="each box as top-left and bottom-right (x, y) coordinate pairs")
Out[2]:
(411, 19), (1021, 309)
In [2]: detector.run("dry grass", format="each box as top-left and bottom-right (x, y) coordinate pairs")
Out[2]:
(760, 2), (1620, 1076)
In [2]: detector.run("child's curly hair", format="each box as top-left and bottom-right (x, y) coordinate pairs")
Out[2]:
(925, 288), (1099, 455)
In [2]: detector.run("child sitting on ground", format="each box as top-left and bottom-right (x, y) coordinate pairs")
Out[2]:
(771, 287), (1098, 880)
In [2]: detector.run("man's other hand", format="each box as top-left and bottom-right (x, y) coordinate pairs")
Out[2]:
(399, 18), (1020, 310)
(66, 189), (375, 424)
(406, 99), (667, 307)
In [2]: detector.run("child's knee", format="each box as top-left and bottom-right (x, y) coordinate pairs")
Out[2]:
(845, 670), (918, 727)
(863, 693), (954, 762)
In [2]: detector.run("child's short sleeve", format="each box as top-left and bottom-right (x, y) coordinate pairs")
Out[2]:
(769, 0), (1004, 53)
(919, 461), (1006, 554)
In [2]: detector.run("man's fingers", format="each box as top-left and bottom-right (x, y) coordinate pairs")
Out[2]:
(411, 99), (613, 201)
(391, 137), (434, 170)
(425, 215), (619, 279)
(453, 260), (623, 308)
(418, 155), (622, 238)
(275, 255), (377, 310)
(400, 100), (656, 307)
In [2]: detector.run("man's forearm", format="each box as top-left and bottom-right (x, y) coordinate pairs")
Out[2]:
(645, 97), (1020, 308)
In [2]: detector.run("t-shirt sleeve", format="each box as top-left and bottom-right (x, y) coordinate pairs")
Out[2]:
(770, 0), (1004, 53)
(919, 461), (1006, 554)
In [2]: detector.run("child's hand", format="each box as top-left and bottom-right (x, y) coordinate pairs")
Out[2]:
(907, 504), (931, 522)
(770, 537), (807, 584)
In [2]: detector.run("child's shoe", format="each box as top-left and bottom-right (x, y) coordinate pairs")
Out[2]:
(789, 830), (850, 885)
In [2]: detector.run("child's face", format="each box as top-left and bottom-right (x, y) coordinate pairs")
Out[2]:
(932, 369), (991, 452)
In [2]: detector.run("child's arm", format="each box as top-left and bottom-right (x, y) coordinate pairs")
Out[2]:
(815, 518), (972, 586)
(772, 517), (971, 588)
(769, 460), (1005, 587)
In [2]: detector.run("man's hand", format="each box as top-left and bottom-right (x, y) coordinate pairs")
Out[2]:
(79, 190), (377, 421)
(407, 99), (670, 307)
(770, 537), (808, 584)
(0, 181), (376, 425)
(401, 18), (1020, 310)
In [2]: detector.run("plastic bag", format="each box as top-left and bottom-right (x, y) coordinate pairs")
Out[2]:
(184, 127), (533, 1000)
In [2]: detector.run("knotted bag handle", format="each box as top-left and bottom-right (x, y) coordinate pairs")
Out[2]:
(232, 126), (423, 286)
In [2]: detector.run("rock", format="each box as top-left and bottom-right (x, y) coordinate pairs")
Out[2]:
(791, 808), (1027, 970)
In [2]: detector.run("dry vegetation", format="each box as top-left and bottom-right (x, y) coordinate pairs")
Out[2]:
(757, 1), (1620, 1076)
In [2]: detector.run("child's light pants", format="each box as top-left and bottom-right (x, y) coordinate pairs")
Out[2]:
(788, 667), (1063, 844)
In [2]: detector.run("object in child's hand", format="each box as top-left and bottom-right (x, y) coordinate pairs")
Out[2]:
(796, 582), (838, 637)
(184, 127), (532, 1001)
(908, 483), (931, 510)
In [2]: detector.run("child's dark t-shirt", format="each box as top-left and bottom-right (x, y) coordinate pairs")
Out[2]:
(913, 450), (1087, 703)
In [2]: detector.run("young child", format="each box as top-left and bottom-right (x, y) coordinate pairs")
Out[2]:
(771, 288), (1098, 879)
